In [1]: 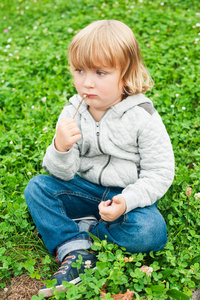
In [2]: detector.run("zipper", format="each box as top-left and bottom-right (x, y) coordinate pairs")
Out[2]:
(87, 110), (111, 185)
(95, 122), (111, 185)
(98, 155), (111, 185)
(96, 122), (103, 153)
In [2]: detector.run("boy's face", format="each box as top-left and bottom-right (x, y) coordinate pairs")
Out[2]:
(73, 63), (124, 116)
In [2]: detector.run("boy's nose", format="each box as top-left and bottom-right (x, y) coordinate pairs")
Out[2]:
(83, 73), (95, 88)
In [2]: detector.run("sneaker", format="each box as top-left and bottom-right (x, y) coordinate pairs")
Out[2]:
(39, 250), (97, 298)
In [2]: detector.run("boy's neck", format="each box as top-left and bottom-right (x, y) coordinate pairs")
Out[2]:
(89, 107), (107, 122)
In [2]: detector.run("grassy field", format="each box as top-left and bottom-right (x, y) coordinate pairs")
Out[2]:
(0, 0), (200, 299)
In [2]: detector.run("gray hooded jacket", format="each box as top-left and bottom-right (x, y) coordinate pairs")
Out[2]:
(43, 93), (175, 213)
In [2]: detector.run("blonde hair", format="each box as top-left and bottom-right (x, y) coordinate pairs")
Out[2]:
(68, 20), (153, 96)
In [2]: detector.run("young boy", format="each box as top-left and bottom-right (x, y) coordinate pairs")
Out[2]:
(24, 20), (174, 297)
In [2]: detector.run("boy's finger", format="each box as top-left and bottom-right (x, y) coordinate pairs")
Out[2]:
(104, 199), (112, 207)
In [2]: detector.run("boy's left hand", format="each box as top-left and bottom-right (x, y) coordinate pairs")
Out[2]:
(98, 195), (126, 222)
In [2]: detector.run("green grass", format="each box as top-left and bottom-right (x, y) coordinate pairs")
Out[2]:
(0, 0), (200, 299)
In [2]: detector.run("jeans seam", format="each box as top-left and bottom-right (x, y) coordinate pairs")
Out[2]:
(102, 187), (110, 201)
(53, 190), (101, 202)
(58, 198), (67, 216)
(124, 213), (128, 223)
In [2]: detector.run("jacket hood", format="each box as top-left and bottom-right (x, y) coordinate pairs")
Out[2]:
(69, 93), (153, 118)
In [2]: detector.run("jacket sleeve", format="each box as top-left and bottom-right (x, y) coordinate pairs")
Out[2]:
(42, 105), (80, 181)
(121, 111), (175, 212)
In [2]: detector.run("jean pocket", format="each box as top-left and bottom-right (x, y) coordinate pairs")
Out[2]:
(106, 214), (125, 229)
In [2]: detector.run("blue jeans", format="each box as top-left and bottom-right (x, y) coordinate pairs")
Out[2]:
(24, 174), (167, 262)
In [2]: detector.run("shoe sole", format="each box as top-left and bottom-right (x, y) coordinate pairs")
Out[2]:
(39, 267), (97, 298)
(72, 215), (97, 221)
(38, 277), (81, 298)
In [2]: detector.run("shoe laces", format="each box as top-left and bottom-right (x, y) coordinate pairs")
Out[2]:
(53, 253), (76, 276)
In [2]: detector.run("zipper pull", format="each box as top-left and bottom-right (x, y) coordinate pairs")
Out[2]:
(96, 122), (103, 153)
(96, 123), (100, 136)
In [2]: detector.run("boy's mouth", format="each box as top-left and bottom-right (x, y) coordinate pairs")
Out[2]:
(85, 94), (97, 98)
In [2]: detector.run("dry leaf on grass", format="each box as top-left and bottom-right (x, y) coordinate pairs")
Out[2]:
(100, 284), (134, 300)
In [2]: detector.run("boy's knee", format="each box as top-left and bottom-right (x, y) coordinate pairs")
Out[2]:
(144, 216), (167, 252)
(121, 212), (167, 253)
(139, 206), (168, 252)
(24, 175), (44, 201)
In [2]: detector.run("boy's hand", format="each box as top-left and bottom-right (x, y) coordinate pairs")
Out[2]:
(54, 118), (81, 152)
(98, 195), (126, 222)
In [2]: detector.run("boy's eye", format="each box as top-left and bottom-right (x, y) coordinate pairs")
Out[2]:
(75, 69), (84, 74)
(96, 70), (106, 76)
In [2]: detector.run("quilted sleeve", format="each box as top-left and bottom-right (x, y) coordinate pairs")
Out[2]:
(42, 105), (80, 181)
(42, 141), (80, 181)
(121, 111), (175, 212)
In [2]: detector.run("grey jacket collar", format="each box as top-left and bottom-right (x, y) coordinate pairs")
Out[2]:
(69, 93), (153, 119)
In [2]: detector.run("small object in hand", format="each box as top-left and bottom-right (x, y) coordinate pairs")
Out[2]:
(73, 94), (87, 119)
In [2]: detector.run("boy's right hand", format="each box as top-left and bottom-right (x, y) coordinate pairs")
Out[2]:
(54, 118), (81, 152)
